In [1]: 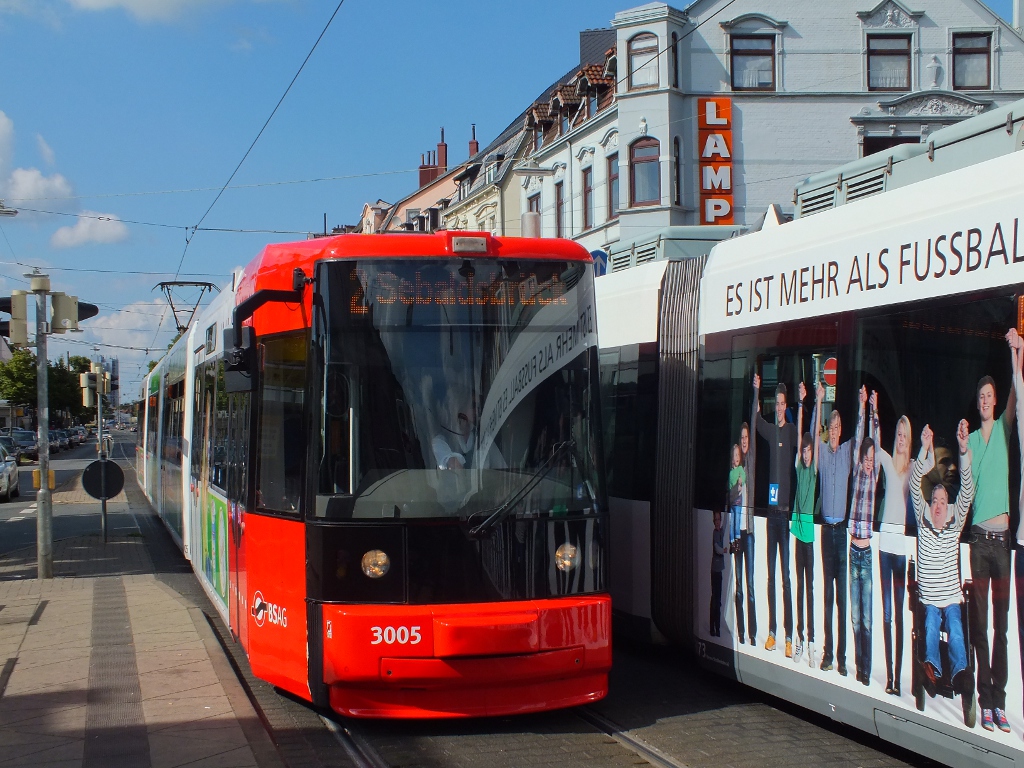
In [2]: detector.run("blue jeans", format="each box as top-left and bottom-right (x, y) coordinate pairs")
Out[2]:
(879, 551), (906, 686)
(734, 530), (757, 641)
(730, 505), (743, 544)
(767, 513), (793, 641)
(821, 524), (847, 666)
(924, 603), (967, 681)
(849, 543), (872, 678)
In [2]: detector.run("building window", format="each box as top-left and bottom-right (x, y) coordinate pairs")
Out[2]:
(672, 137), (681, 206)
(588, 91), (599, 118)
(527, 193), (540, 214)
(953, 33), (991, 90)
(731, 36), (775, 91)
(555, 182), (564, 238)
(867, 35), (911, 91)
(534, 129), (543, 152)
(582, 167), (594, 230)
(630, 138), (660, 207)
(560, 112), (570, 135)
(629, 33), (659, 89)
(670, 32), (679, 88)
(608, 154), (619, 220)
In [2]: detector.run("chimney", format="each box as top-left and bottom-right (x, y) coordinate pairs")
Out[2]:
(437, 127), (448, 174)
(469, 124), (479, 157)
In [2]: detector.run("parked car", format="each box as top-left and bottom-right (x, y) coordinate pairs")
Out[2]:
(0, 445), (20, 501)
(47, 431), (60, 453)
(0, 436), (21, 464)
(11, 430), (37, 461)
(56, 431), (70, 451)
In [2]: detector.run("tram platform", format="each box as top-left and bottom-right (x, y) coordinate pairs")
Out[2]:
(0, 468), (333, 768)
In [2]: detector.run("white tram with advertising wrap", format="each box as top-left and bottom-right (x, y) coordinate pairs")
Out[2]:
(600, 98), (1024, 768)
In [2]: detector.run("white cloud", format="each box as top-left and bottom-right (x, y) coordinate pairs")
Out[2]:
(6, 167), (73, 203)
(35, 134), (55, 165)
(50, 210), (128, 248)
(66, 0), (220, 22)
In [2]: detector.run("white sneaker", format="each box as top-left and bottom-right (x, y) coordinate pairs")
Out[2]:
(807, 643), (815, 669)
(793, 643), (803, 664)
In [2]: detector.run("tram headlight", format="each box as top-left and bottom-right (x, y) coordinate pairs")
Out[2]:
(555, 543), (579, 572)
(361, 549), (391, 579)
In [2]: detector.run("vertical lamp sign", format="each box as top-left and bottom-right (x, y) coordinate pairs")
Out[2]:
(698, 97), (733, 225)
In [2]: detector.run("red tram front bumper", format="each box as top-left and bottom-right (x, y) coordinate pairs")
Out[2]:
(321, 595), (611, 718)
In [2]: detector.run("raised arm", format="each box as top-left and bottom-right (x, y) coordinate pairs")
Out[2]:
(753, 373), (770, 438)
(812, 386), (821, 472)
(910, 424), (935, 527)
(1004, 329), (1019, 430)
(852, 384), (868, 461)
(869, 390), (881, 482)
(795, 381), (806, 470)
(954, 419), (974, 530)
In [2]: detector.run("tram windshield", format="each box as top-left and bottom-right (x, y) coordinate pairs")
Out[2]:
(313, 257), (603, 521)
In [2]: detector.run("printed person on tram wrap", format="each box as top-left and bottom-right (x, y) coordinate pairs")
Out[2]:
(727, 443), (746, 553)
(911, 422), (974, 707)
(734, 420), (757, 646)
(966, 330), (1017, 734)
(875, 409), (914, 698)
(848, 386), (879, 688)
(1009, 329), (1024, 729)
(816, 379), (855, 677)
(791, 381), (819, 668)
(710, 509), (727, 638)
(752, 373), (796, 658)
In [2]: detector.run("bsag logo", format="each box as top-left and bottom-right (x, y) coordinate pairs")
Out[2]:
(251, 591), (287, 628)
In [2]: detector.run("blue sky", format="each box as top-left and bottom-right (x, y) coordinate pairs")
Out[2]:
(0, 0), (1016, 392)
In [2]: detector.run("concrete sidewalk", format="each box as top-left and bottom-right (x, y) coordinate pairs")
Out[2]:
(0, 487), (285, 767)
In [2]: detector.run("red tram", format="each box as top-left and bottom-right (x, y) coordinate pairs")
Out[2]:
(141, 231), (611, 717)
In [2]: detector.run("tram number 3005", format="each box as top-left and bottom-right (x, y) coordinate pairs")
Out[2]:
(370, 625), (422, 645)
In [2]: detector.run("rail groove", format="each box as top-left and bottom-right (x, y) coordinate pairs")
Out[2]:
(321, 714), (391, 768)
(576, 706), (690, 768)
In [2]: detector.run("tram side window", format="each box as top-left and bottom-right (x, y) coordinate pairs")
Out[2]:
(257, 334), (307, 514)
(191, 367), (204, 477)
(599, 343), (658, 501)
(226, 392), (251, 504)
(695, 322), (839, 513)
(210, 360), (228, 490)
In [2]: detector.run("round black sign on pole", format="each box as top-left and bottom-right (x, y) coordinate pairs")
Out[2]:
(82, 460), (125, 500)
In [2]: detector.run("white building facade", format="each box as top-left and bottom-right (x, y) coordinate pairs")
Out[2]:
(518, 0), (1024, 270)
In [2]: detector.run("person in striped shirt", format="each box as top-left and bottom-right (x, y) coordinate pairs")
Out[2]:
(910, 420), (974, 694)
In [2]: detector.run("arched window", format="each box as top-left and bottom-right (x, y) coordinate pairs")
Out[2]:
(630, 138), (660, 207)
(672, 137), (681, 206)
(628, 33), (659, 89)
(670, 32), (679, 88)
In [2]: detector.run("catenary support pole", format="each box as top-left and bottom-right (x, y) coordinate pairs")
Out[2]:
(35, 288), (51, 579)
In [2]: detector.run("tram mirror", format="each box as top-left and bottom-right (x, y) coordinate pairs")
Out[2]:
(224, 327), (254, 392)
(325, 367), (350, 418)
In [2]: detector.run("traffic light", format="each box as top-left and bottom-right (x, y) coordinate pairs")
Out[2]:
(51, 292), (79, 334)
(0, 291), (29, 347)
(80, 371), (97, 407)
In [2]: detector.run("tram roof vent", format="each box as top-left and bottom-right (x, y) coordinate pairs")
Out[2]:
(844, 171), (886, 204)
(796, 187), (837, 218)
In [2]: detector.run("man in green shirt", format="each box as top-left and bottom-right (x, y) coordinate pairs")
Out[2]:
(791, 381), (818, 667)
(966, 334), (1017, 733)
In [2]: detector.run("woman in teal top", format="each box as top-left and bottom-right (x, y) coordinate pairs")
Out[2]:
(791, 381), (819, 667)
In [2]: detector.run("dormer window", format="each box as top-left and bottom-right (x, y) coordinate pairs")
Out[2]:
(628, 33), (659, 89)
(534, 128), (543, 152)
(561, 112), (570, 135)
(485, 163), (498, 184)
(588, 92), (599, 117)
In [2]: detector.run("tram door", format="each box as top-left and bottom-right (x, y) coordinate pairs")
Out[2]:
(227, 390), (251, 651)
(243, 334), (311, 700)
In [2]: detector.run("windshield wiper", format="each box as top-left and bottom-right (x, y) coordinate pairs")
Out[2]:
(467, 440), (576, 539)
